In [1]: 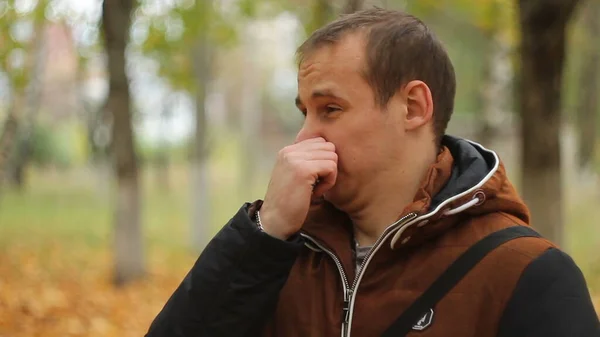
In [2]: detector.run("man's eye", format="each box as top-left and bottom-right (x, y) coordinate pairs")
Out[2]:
(325, 105), (341, 114)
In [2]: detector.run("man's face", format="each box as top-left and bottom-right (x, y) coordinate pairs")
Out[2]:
(295, 33), (410, 208)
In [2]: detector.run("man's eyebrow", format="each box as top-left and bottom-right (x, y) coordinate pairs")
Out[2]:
(295, 89), (343, 107)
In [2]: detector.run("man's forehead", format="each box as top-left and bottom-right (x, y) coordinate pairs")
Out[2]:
(298, 33), (367, 73)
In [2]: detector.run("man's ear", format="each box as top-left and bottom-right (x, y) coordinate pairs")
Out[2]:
(403, 80), (433, 131)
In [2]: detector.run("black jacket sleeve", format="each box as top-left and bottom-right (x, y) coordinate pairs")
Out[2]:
(497, 248), (600, 337)
(145, 203), (304, 337)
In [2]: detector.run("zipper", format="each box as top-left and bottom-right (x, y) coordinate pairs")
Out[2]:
(300, 233), (351, 337)
(344, 212), (418, 336)
(301, 212), (418, 337)
(342, 288), (353, 335)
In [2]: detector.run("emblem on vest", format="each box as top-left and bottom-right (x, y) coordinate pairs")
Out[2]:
(412, 308), (434, 331)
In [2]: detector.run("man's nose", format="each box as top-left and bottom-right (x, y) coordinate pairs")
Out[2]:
(295, 118), (323, 144)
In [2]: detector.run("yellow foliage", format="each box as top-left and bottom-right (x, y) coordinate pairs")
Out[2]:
(0, 243), (195, 337)
(407, 0), (518, 45)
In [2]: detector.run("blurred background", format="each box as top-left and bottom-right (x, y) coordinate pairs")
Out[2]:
(0, 0), (598, 335)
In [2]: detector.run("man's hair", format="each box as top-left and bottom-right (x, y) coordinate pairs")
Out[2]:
(296, 8), (456, 145)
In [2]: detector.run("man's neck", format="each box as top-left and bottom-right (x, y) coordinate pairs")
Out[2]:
(348, 149), (437, 247)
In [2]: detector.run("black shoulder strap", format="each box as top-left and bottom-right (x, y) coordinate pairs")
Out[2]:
(381, 225), (541, 337)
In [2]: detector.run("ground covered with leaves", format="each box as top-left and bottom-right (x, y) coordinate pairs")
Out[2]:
(0, 242), (195, 337)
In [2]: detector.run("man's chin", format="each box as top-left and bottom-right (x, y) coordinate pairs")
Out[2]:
(317, 189), (354, 212)
(310, 195), (326, 207)
(310, 191), (338, 209)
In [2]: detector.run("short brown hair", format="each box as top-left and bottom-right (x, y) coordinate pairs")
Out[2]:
(297, 8), (456, 145)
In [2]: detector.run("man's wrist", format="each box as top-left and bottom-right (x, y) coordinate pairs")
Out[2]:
(255, 209), (266, 231)
(256, 210), (291, 241)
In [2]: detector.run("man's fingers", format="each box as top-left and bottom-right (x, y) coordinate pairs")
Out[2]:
(292, 139), (335, 152)
(310, 160), (337, 198)
(303, 150), (338, 163)
(292, 142), (335, 154)
(304, 142), (335, 152)
(281, 143), (336, 163)
(294, 137), (326, 145)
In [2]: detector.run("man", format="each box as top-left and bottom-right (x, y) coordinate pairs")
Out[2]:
(146, 8), (600, 337)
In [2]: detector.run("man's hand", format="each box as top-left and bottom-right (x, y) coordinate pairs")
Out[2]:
(259, 137), (338, 240)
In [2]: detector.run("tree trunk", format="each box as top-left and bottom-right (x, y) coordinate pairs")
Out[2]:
(0, 7), (46, 193)
(7, 18), (48, 189)
(517, 0), (580, 246)
(0, 96), (23, 188)
(155, 93), (173, 192)
(343, 0), (364, 14)
(155, 149), (170, 192)
(8, 140), (28, 190)
(305, 0), (334, 35)
(190, 31), (213, 252)
(576, 0), (600, 170)
(101, 0), (144, 286)
(76, 55), (112, 198)
(239, 32), (262, 202)
(477, 2), (513, 148)
(76, 56), (109, 162)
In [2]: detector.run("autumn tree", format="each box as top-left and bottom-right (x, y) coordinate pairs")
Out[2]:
(517, 0), (581, 245)
(0, 0), (47, 193)
(475, 0), (515, 148)
(404, 0), (517, 147)
(344, 0), (365, 13)
(141, 0), (238, 251)
(304, 0), (335, 34)
(7, 22), (47, 189)
(576, 0), (600, 171)
(190, 1), (215, 251)
(101, 0), (145, 285)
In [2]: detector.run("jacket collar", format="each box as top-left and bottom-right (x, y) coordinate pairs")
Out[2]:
(299, 135), (530, 253)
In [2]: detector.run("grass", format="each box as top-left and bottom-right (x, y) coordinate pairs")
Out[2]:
(566, 197), (600, 294)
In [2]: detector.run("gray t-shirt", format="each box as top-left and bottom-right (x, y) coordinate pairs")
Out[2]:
(354, 242), (372, 276)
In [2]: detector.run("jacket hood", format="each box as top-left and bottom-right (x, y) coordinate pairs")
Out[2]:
(385, 135), (530, 248)
(300, 135), (530, 254)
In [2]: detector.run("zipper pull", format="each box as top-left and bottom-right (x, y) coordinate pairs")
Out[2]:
(342, 300), (350, 323)
(342, 289), (353, 323)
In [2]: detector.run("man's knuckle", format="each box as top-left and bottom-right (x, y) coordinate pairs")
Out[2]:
(279, 147), (294, 161)
(290, 162), (307, 176)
